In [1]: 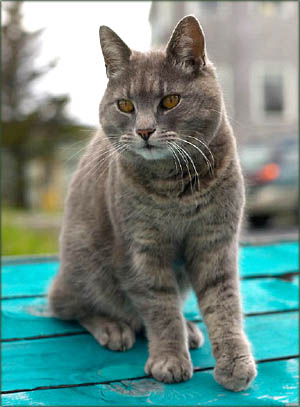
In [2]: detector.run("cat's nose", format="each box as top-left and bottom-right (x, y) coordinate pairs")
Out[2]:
(136, 128), (156, 141)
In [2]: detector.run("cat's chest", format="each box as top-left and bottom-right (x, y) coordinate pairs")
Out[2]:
(122, 191), (213, 241)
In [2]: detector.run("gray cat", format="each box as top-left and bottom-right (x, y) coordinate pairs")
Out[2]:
(49, 15), (257, 391)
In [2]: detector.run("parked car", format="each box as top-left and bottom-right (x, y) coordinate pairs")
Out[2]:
(240, 137), (298, 227)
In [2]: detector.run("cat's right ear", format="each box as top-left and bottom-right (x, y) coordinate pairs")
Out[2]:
(166, 15), (207, 73)
(99, 26), (131, 78)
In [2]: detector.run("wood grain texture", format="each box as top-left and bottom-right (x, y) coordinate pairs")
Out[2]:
(2, 358), (298, 406)
(2, 243), (298, 298)
(2, 276), (298, 340)
(2, 312), (298, 392)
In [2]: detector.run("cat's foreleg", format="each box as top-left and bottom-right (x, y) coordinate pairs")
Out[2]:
(186, 239), (257, 391)
(125, 249), (193, 383)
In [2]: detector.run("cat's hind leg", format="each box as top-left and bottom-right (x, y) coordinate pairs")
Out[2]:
(48, 274), (87, 320)
(186, 320), (204, 349)
(80, 315), (136, 351)
(49, 274), (139, 352)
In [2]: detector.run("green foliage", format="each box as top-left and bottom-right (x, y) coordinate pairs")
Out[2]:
(2, 208), (59, 256)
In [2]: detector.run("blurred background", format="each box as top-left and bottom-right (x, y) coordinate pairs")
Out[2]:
(1, 1), (298, 255)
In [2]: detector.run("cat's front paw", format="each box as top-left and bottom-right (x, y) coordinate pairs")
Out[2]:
(145, 352), (193, 383)
(214, 353), (257, 392)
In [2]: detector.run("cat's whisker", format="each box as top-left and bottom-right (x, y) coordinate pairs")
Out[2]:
(185, 135), (215, 168)
(166, 143), (179, 175)
(176, 146), (200, 207)
(172, 142), (195, 199)
(83, 143), (124, 182)
(168, 142), (185, 193)
(61, 140), (90, 163)
(173, 142), (200, 207)
(160, 132), (214, 177)
(165, 144), (177, 194)
(59, 128), (99, 160)
(84, 142), (121, 167)
(96, 144), (128, 182)
(59, 138), (87, 152)
(89, 140), (124, 161)
(93, 143), (125, 171)
(121, 134), (135, 142)
(179, 138), (214, 177)
(208, 107), (244, 128)
(177, 143), (200, 192)
(81, 146), (117, 179)
(88, 146), (123, 183)
(167, 142), (183, 192)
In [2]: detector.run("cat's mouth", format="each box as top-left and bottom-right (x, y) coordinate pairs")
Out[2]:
(143, 143), (158, 150)
(134, 141), (171, 160)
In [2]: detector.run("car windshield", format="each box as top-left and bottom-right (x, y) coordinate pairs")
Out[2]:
(240, 146), (273, 172)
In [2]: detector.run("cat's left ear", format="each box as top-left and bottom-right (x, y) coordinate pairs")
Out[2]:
(166, 15), (207, 73)
(99, 26), (131, 78)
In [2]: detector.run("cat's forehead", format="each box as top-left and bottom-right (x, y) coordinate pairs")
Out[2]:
(109, 50), (189, 98)
(128, 51), (169, 97)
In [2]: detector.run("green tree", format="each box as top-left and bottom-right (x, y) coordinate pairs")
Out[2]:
(2, 2), (73, 208)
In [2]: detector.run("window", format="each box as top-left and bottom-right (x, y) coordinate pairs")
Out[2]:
(263, 74), (284, 114)
(250, 62), (297, 124)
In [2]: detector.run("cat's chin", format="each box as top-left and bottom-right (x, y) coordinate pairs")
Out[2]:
(135, 146), (171, 161)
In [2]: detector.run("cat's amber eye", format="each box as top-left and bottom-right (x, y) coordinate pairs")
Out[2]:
(161, 95), (180, 110)
(118, 99), (134, 113)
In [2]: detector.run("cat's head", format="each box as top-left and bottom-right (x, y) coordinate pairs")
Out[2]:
(99, 16), (223, 162)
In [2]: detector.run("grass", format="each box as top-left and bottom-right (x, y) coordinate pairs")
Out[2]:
(2, 208), (60, 256)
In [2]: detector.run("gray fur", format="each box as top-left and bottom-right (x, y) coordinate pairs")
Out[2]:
(48, 15), (256, 390)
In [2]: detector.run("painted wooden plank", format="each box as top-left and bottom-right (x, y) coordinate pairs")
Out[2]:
(1, 262), (58, 298)
(2, 242), (298, 297)
(2, 277), (298, 340)
(240, 242), (299, 277)
(2, 297), (83, 340)
(2, 312), (298, 392)
(2, 243), (298, 298)
(2, 358), (298, 406)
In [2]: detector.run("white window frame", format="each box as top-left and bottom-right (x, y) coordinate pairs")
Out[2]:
(250, 62), (297, 125)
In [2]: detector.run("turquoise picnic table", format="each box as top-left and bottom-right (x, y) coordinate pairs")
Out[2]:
(1, 242), (299, 406)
